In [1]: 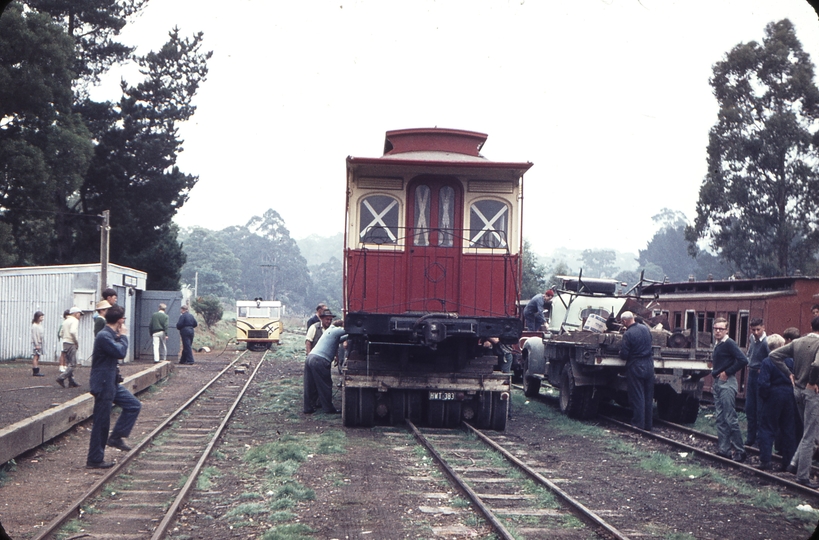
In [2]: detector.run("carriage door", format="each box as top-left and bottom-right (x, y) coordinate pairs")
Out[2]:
(406, 177), (462, 312)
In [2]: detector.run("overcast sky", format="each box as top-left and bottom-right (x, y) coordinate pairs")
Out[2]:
(91, 0), (819, 258)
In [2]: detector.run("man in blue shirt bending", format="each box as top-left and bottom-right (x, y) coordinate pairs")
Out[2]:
(303, 320), (347, 414)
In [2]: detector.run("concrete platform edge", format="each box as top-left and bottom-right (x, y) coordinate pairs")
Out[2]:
(0, 361), (173, 465)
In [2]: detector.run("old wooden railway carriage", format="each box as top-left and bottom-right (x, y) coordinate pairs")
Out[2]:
(641, 276), (819, 398)
(342, 128), (532, 430)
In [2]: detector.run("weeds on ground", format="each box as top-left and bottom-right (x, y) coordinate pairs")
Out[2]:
(260, 523), (314, 540)
(519, 391), (819, 532)
(197, 466), (220, 490)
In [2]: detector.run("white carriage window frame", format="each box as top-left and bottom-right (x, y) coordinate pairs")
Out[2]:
(467, 198), (510, 249)
(358, 193), (404, 248)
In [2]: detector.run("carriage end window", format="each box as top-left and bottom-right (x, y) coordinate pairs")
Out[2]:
(469, 199), (509, 248)
(360, 195), (399, 244)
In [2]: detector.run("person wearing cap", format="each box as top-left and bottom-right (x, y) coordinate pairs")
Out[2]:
(523, 290), (554, 331)
(306, 303), (329, 329)
(93, 300), (112, 336)
(150, 303), (169, 363)
(619, 311), (655, 431)
(177, 305), (198, 365)
(306, 310), (334, 355)
(56, 307), (82, 388)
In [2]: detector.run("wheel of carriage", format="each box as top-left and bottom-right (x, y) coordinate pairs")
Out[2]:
(343, 387), (359, 427)
(407, 391), (423, 424)
(359, 388), (376, 427)
(428, 400), (445, 428)
(474, 391), (493, 429)
(489, 392), (508, 431)
(444, 401), (462, 427)
(390, 391), (406, 425)
(559, 363), (599, 419)
(522, 352), (541, 398)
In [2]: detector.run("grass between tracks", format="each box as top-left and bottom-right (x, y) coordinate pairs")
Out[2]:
(517, 392), (819, 536)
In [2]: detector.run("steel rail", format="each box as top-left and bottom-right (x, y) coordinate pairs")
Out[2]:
(151, 352), (267, 539)
(463, 422), (632, 540)
(32, 350), (252, 540)
(406, 421), (516, 540)
(598, 414), (819, 498)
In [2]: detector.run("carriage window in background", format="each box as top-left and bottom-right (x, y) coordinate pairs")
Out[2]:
(469, 199), (508, 248)
(413, 185), (430, 246)
(360, 194), (399, 245)
(438, 186), (455, 247)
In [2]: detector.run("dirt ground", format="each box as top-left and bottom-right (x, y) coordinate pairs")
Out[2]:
(3, 334), (819, 539)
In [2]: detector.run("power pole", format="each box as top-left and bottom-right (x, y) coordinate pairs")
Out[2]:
(99, 210), (110, 295)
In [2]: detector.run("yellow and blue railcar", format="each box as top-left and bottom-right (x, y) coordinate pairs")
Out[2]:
(236, 299), (284, 351)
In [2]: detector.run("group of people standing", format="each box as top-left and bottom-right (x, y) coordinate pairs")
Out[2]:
(617, 310), (819, 488)
(27, 292), (199, 468)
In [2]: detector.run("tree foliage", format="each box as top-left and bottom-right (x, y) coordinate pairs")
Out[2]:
(306, 256), (342, 314)
(191, 295), (223, 329)
(579, 249), (617, 278)
(180, 209), (315, 312)
(521, 239), (546, 299)
(640, 209), (730, 282)
(687, 19), (819, 277)
(0, 1), (210, 291)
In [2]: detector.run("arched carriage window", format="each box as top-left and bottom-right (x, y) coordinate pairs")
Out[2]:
(469, 199), (509, 248)
(360, 194), (399, 244)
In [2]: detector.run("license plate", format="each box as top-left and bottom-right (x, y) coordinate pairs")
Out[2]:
(429, 391), (456, 401)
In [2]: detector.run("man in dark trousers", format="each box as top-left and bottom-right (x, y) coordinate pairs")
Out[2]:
(303, 319), (346, 414)
(86, 305), (142, 469)
(711, 317), (749, 462)
(770, 316), (819, 488)
(177, 305), (198, 365)
(744, 318), (769, 447)
(619, 311), (655, 431)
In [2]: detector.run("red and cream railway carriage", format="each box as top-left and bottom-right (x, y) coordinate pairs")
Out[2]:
(342, 128), (532, 429)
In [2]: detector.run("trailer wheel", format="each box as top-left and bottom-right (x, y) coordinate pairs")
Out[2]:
(522, 352), (541, 398)
(489, 392), (508, 431)
(559, 363), (599, 419)
(657, 390), (700, 424)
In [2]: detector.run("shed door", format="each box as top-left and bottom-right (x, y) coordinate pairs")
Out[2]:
(136, 291), (183, 360)
(406, 176), (462, 312)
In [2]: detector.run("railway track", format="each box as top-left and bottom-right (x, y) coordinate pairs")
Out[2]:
(598, 412), (819, 498)
(32, 350), (266, 540)
(408, 420), (631, 540)
(514, 383), (819, 499)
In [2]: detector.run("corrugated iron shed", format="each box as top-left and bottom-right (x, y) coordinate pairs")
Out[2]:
(0, 264), (147, 364)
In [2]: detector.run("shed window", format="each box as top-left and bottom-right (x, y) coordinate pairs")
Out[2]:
(360, 195), (399, 244)
(469, 199), (508, 248)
